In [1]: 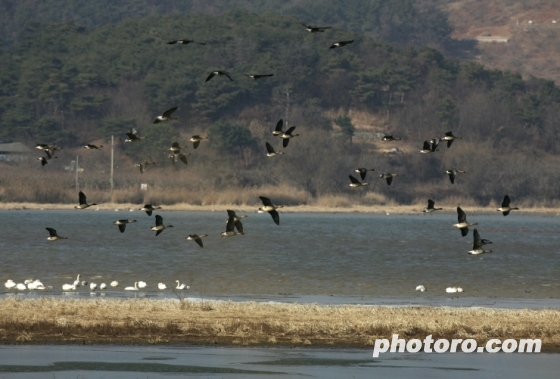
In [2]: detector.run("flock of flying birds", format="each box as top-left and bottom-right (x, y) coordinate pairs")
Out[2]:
(16, 23), (519, 294)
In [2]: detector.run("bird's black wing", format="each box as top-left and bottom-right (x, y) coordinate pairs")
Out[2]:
(422, 141), (430, 150)
(427, 199), (435, 209)
(445, 131), (453, 137)
(205, 72), (216, 82)
(155, 215), (163, 226)
(156, 229), (163, 236)
(447, 139), (454, 148)
(234, 219), (244, 234)
(386, 177), (393, 186)
(349, 175), (361, 184)
(265, 142), (275, 154)
(457, 207), (466, 223)
(358, 169), (366, 180)
(275, 119), (283, 132)
(162, 107), (178, 118)
(79, 191), (87, 205)
(178, 154), (188, 165)
(225, 217), (235, 232)
(171, 142), (180, 149)
(222, 71), (233, 81)
(193, 140), (200, 149)
(126, 133), (136, 140)
(259, 196), (273, 207)
(283, 138), (290, 148)
(227, 210), (236, 218)
(285, 126), (296, 134)
(167, 40), (179, 44)
(46, 228), (57, 237)
(449, 173), (455, 184)
(194, 237), (204, 248)
(118, 224), (126, 233)
(460, 227), (469, 237)
(473, 228), (481, 249)
(502, 195), (510, 208)
(269, 210), (280, 225)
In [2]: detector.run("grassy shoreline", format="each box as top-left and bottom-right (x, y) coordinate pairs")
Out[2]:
(1, 298), (559, 351)
(2, 202), (560, 214)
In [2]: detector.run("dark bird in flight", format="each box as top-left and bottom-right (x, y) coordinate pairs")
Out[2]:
(348, 175), (369, 188)
(423, 199), (442, 213)
(453, 207), (478, 237)
(441, 131), (462, 148)
(186, 234), (208, 247)
(381, 135), (401, 141)
(167, 39), (206, 45)
(189, 135), (206, 149)
(46, 227), (67, 241)
(168, 152), (190, 165)
(154, 107), (178, 123)
(135, 160), (156, 173)
(244, 74), (274, 80)
(496, 195), (519, 216)
(445, 168), (466, 184)
(226, 210), (246, 234)
(302, 24), (331, 33)
(379, 173), (398, 186)
(151, 215), (173, 236)
(329, 40), (354, 49)
(139, 204), (161, 216)
(125, 128), (147, 143)
(205, 71), (233, 82)
(113, 219), (137, 233)
(83, 144), (103, 149)
(75, 191), (97, 209)
(265, 142), (284, 157)
(258, 196), (283, 225)
(469, 229), (493, 255)
(354, 168), (374, 181)
(272, 119), (285, 136)
(280, 126), (299, 148)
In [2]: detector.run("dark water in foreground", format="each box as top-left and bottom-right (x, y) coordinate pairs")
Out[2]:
(1, 210), (560, 299)
(0, 345), (557, 379)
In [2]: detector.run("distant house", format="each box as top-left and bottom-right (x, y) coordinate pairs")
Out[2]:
(0, 142), (32, 162)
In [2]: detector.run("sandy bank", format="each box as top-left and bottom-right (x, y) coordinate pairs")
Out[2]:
(1, 298), (559, 350)
(1, 202), (560, 214)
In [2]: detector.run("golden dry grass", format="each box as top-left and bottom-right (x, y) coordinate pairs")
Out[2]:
(0, 298), (559, 349)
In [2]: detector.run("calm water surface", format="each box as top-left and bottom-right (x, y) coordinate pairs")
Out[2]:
(1, 210), (559, 299)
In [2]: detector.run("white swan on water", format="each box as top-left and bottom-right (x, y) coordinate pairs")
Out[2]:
(16, 283), (26, 290)
(415, 285), (426, 292)
(62, 283), (76, 291)
(137, 281), (147, 289)
(90, 283), (97, 291)
(175, 280), (189, 290)
(124, 282), (139, 291)
(99, 283), (107, 290)
(110, 281), (118, 287)
(73, 274), (81, 287)
(158, 283), (167, 290)
(5, 280), (16, 289)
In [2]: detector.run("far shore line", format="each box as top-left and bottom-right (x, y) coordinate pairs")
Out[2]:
(1, 202), (560, 214)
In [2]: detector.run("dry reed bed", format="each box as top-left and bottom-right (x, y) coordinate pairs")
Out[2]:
(1, 298), (559, 349)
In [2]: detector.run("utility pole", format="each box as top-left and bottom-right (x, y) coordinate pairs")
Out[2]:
(110, 135), (114, 192)
(75, 155), (79, 190)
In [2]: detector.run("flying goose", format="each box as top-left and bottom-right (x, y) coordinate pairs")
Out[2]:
(83, 144), (103, 149)
(272, 119), (285, 136)
(329, 40), (354, 49)
(186, 234), (208, 248)
(445, 168), (466, 184)
(381, 135), (401, 141)
(75, 191), (97, 209)
(354, 168), (374, 180)
(429, 138), (440, 150)
(302, 24), (331, 32)
(379, 173), (398, 186)
(468, 229), (493, 255)
(125, 128), (147, 142)
(244, 74), (274, 80)
(423, 199), (442, 213)
(189, 135), (206, 149)
(265, 142), (284, 157)
(419, 140), (438, 153)
(113, 219), (137, 233)
(135, 160), (156, 173)
(46, 227), (67, 241)
(168, 152), (190, 165)
(348, 175), (369, 188)
(43, 149), (57, 160)
(226, 210), (246, 234)
(36, 144), (62, 152)
(453, 207), (478, 237)
(167, 39), (206, 45)
(168, 142), (187, 154)
(154, 107), (178, 123)
(441, 131), (462, 148)
(205, 70), (233, 82)
(221, 216), (243, 236)
(151, 215), (173, 236)
(37, 157), (49, 166)
(139, 204), (161, 216)
(497, 195), (519, 216)
(258, 196), (282, 225)
(280, 126), (299, 148)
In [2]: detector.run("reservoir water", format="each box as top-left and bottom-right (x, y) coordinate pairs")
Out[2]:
(1, 210), (559, 299)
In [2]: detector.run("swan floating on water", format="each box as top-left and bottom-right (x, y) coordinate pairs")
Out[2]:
(137, 281), (147, 289)
(175, 280), (188, 290)
(110, 281), (118, 287)
(99, 283), (107, 290)
(124, 282), (139, 291)
(158, 283), (167, 290)
(5, 280), (16, 289)
(73, 274), (81, 287)
(415, 285), (426, 292)
(446, 287), (463, 293)
(62, 283), (76, 291)
(90, 283), (97, 291)
(16, 283), (26, 290)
